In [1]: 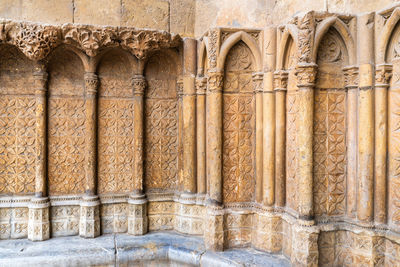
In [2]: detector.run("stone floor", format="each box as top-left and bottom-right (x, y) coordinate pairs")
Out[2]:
(0, 232), (290, 267)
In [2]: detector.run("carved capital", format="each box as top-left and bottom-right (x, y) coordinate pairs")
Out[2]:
(252, 72), (264, 93)
(12, 23), (60, 61)
(119, 29), (181, 60)
(131, 75), (146, 96)
(375, 64), (393, 87)
(207, 72), (224, 93)
(274, 70), (289, 91)
(196, 76), (207, 95)
(295, 63), (317, 88)
(63, 26), (117, 57)
(84, 72), (98, 95)
(343, 66), (359, 89)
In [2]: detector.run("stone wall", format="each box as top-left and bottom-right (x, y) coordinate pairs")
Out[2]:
(0, 0), (397, 37)
(2, 1), (400, 267)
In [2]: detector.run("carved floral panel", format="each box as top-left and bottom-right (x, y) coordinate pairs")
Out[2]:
(222, 41), (255, 203)
(144, 52), (179, 190)
(0, 45), (36, 195)
(98, 50), (135, 194)
(313, 90), (346, 216)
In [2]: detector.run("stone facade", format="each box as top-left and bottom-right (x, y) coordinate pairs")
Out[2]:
(2, 2), (400, 266)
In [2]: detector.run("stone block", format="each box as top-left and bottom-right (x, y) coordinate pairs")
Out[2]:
(121, 0), (169, 31)
(170, 0), (195, 36)
(0, 0), (21, 21)
(74, 0), (121, 26)
(21, 0), (73, 24)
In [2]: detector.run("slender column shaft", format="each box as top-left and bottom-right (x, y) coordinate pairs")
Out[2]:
(206, 71), (223, 204)
(357, 13), (375, 223)
(196, 77), (207, 194)
(84, 73), (98, 195)
(295, 64), (317, 219)
(343, 66), (359, 218)
(132, 75), (146, 193)
(183, 38), (197, 193)
(274, 71), (288, 207)
(34, 70), (48, 197)
(253, 73), (264, 203)
(374, 64), (392, 224)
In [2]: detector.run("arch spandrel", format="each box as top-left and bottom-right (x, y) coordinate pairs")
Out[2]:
(47, 47), (86, 196)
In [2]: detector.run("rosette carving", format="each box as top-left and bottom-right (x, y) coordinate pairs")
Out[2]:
(119, 29), (180, 60)
(63, 26), (117, 57)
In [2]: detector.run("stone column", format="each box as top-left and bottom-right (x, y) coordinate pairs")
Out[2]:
(357, 13), (375, 224)
(262, 26), (276, 206)
(274, 70), (288, 208)
(196, 76), (207, 196)
(128, 75), (148, 235)
(206, 71), (224, 204)
(295, 63), (317, 219)
(28, 69), (50, 241)
(182, 38), (197, 195)
(374, 64), (392, 225)
(343, 66), (359, 219)
(80, 73), (100, 238)
(253, 72), (264, 204)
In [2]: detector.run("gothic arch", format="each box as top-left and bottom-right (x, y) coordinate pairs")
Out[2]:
(217, 31), (262, 72)
(198, 40), (208, 76)
(0, 44), (36, 195)
(47, 46), (86, 196)
(313, 17), (355, 65)
(277, 24), (298, 70)
(378, 7), (400, 63)
(144, 49), (182, 192)
(222, 41), (256, 204)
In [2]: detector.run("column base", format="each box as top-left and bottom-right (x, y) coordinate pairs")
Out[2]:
(128, 193), (148, 236)
(204, 204), (224, 251)
(28, 197), (50, 241)
(79, 195), (100, 238)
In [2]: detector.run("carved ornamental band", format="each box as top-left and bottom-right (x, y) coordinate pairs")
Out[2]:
(0, 21), (181, 60)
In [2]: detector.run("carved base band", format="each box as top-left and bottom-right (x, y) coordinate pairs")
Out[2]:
(28, 197), (50, 241)
(79, 196), (100, 238)
(127, 194), (148, 236)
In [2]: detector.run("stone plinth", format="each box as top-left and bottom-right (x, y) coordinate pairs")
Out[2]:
(127, 194), (148, 236)
(79, 195), (100, 238)
(28, 197), (50, 241)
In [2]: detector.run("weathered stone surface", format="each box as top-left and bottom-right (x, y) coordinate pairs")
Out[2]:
(74, 0), (121, 26)
(121, 0), (169, 30)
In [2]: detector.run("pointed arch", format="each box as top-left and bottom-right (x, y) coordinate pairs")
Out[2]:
(379, 8), (400, 63)
(277, 24), (298, 70)
(217, 31), (262, 72)
(313, 17), (355, 65)
(197, 40), (208, 76)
